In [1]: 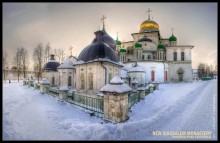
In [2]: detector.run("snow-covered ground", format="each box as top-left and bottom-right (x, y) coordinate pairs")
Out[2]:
(3, 80), (217, 140)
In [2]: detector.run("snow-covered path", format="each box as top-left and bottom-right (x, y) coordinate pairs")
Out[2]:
(3, 80), (217, 140)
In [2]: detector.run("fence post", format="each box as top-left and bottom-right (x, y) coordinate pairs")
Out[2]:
(137, 87), (145, 100)
(100, 75), (132, 123)
(58, 86), (69, 101)
(39, 78), (50, 94)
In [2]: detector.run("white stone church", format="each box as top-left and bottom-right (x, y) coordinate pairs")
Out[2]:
(42, 10), (193, 94)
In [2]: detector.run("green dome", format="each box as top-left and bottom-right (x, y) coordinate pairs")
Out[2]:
(135, 42), (142, 48)
(169, 34), (177, 42)
(157, 44), (165, 49)
(120, 48), (126, 53)
(115, 38), (121, 45)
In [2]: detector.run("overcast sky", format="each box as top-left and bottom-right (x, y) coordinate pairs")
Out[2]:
(3, 3), (217, 69)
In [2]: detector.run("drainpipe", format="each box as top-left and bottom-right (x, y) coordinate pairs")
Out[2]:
(101, 61), (107, 85)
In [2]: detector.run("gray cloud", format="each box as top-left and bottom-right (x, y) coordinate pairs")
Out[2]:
(3, 3), (217, 69)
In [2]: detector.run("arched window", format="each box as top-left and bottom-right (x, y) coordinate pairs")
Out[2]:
(142, 55), (145, 60)
(159, 52), (161, 60)
(68, 76), (71, 86)
(173, 51), (177, 61)
(80, 73), (85, 89)
(151, 70), (155, 81)
(109, 73), (112, 83)
(181, 51), (184, 61)
(127, 50), (130, 54)
(88, 73), (93, 90)
(148, 55), (151, 59)
(52, 76), (55, 85)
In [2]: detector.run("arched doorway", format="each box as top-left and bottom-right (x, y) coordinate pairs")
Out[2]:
(177, 68), (184, 81)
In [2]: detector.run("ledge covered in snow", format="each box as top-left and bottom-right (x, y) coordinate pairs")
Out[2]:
(100, 84), (132, 93)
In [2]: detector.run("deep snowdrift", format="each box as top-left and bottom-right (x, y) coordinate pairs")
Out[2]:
(3, 80), (217, 140)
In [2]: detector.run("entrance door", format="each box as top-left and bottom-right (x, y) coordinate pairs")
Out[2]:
(177, 68), (184, 81)
(178, 73), (183, 81)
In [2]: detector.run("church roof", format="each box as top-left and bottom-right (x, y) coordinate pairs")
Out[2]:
(169, 34), (177, 41)
(100, 75), (132, 93)
(138, 36), (152, 42)
(77, 41), (119, 63)
(135, 42), (142, 48)
(131, 79), (139, 84)
(58, 59), (74, 69)
(128, 62), (145, 73)
(92, 30), (116, 51)
(121, 69), (130, 78)
(115, 38), (121, 45)
(42, 55), (60, 72)
(157, 43), (165, 49)
(120, 48), (126, 53)
(110, 76), (124, 84)
(40, 78), (50, 85)
(78, 29), (119, 63)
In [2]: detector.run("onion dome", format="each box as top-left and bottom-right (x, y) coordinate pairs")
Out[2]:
(169, 34), (177, 42)
(135, 42), (142, 48)
(77, 30), (119, 63)
(157, 43), (165, 49)
(138, 35), (152, 42)
(115, 38), (121, 45)
(140, 20), (159, 32)
(120, 48), (126, 53)
(42, 54), (60, 72)
(92, 30), (116, 51)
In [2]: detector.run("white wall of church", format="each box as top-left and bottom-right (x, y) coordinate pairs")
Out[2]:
(75, 62), (121, 95)
(123, 61), (167, 83)
(58, 69), (75, 88)
(168, 63), (192, 82)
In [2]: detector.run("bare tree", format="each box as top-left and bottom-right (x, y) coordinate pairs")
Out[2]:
(20, 47), (29, 79)
(54, 48), (66, 63)
(3, 51), (9, 81)
(13, 48), (22, 82)
(33, 43), (44, 82)
(43, 42), (52, 65)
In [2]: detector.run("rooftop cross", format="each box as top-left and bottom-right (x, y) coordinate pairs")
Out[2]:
(116, 32), (119, 39)
(146, 8), (152, 20)
(171, 27), (174, 35)
(101, 15), (107, 30)
(69, 46), (73, 56)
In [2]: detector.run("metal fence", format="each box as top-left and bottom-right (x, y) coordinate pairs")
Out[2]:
(47, 88), (59, 97)
(67, 93), (104, 117)
(128, 92), (140, 109)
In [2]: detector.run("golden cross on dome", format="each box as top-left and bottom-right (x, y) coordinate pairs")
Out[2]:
(101, 15), (107, 29)
(171, 27), (174, 35)
(116, 32), (119, 39)
(146, 8), (152, 20)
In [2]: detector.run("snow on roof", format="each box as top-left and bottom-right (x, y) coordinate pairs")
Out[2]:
(121, 69), (130, 78)
(97, 93), (104, 96)
(137, 87), (145, 91)
(110, 75), (124, 84)
(131, 79), (139, 84)
(58, 86), (69, 91)
(148, 83), (154, 87)
(128, 66), (145, 72)
(40, 78), (50, 84)
(100, 83), (132, 93)
(152, 81), (159, 84)
(58, 60), (74, 69)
